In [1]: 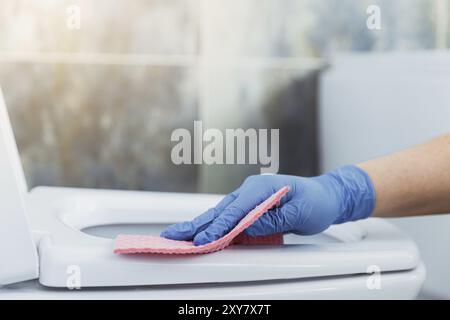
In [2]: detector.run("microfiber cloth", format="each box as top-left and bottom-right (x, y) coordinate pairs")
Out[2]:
(113, 186), (289, 255)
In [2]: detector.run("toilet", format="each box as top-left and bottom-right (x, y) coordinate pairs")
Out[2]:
(0, 88), (425, 299)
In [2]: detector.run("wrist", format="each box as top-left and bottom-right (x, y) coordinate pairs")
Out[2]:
(326, 165), (376, 224)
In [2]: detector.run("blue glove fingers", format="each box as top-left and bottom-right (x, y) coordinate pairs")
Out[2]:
(193, 192), (289, 245)
(159, 212), (212, 241)
(193, 190), (266, 246)
(193, 199), (246, 245)
(160, 192), (238, 240)
(245, 202), (299, 237)
(244, 208), (284, 237)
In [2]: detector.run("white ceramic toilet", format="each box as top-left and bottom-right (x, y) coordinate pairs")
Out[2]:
(0, 88), (425, 299)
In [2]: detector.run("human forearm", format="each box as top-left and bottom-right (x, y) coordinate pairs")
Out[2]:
(358, 134), (450, 218)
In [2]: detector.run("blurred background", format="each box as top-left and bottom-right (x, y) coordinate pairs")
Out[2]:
(0, 0), (443, 194)
(1, 0), (450, 298)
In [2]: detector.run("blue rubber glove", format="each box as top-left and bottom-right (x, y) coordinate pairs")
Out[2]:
(160, 165), (376, 246)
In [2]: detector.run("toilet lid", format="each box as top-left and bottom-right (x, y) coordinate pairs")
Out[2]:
(0, 88), (39, 285)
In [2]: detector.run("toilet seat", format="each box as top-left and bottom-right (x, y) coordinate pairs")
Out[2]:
(26, 186), (422, 289)
(2, 262), (426, 300)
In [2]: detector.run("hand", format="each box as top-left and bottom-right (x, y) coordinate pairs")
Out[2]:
(160, 165), (376, 246)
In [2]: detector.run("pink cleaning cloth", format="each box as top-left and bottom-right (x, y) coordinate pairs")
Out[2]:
(113, 186), (289, 255)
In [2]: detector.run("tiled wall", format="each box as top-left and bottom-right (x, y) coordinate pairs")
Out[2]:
(0, 0), (445, 193)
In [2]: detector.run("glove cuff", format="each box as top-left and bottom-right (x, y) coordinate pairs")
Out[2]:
(329, 165), (377, 224)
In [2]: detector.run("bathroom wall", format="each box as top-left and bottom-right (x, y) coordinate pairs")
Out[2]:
(0, 0), (444, 193)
